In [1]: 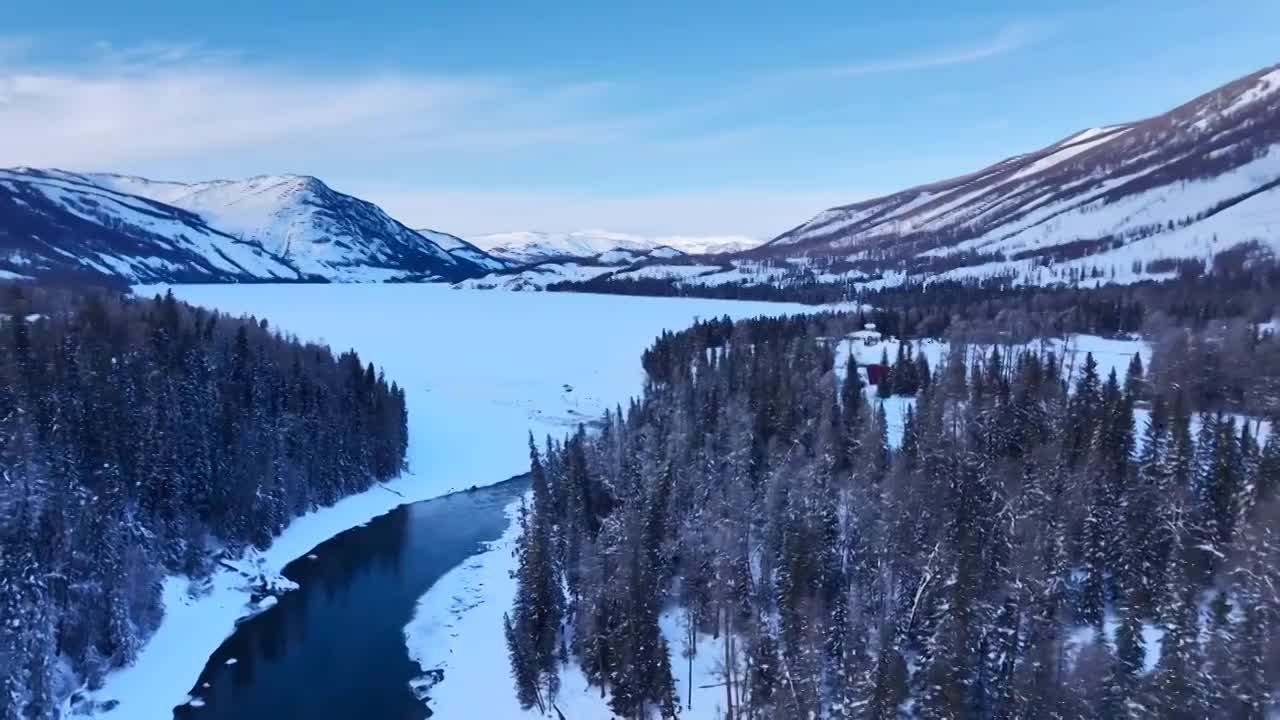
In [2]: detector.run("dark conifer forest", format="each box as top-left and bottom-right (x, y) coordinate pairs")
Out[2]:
(507, 311), (1280, 718)
(0, 284), (407, 718)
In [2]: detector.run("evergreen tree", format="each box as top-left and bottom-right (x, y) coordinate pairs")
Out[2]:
(840, 354), (866, 469)
(505, 440), (565, 713)
(1125, 352), (1145, 399)
(1065, 352), (1101, 468)
(914, 346), (932, 394)
(877, 347), (892, 399)
(492, 310), (1280, 720)
(0, 285), (408, 717)
(1257, 434), (1280, 509)
(1128, 395), (1172, 613)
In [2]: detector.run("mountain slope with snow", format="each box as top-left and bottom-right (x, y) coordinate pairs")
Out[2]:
(89, 173), (501, 282)
(748, 63), (1280, 288)
(453, 244), (733, 291)
(469, 229), (761, 264)
(413, 229), (508, 272)
(0, 168), (304, 285)
(0, 169), (502, 284)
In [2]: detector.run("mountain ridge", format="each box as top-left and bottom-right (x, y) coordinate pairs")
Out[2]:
(5, 63), (1277, 293)
(469, 229), (761, 264)
(754, 63), (1280, 281)
(0, 169), (504, 284)
(90, 172), (503, 281)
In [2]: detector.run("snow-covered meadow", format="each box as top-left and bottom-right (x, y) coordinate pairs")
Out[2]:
(87, 284), (814, 719)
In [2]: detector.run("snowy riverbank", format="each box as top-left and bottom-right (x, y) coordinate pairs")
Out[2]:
(404, 493), (739, 719)
(79, 285), (813, 718)
(69, 468), (474, 718)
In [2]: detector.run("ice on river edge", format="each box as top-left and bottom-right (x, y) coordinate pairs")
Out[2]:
(402, 492), (743, 720)
(403, 495), (526, 706)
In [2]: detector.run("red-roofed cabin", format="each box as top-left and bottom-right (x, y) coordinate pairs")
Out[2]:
(864, 363), (891, 386)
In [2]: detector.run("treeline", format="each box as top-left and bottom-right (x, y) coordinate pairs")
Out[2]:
(548, 248), (1280, 323)
(506, 312), (1280, 718)
(860, 259), (1277, 342)
(0, 285), (407, 718)
(1146, 318), (1280, 419)
(547, 273), (860, 305)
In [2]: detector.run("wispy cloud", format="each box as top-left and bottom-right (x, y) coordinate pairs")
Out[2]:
(0, 37), (626, 170)
(0, 22), (1044, 173)
(799, 23), (1042, 79)
(0, 31), (988, 236)
(87, 40), (234, 70)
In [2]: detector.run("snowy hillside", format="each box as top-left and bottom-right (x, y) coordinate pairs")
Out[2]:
(0, 168), (303, 284)
(454, 65), (1280, 299)
(414, 228), (508, 272)
(752, 63), (1280, 288)
(455, 245), (738, 291)
(469, 229), (761, 264)
(0, 168), (501, 285)
(88, 173), (501, 282)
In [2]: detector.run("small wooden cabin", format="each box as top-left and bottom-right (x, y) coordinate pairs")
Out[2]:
(864, 363), (891, 386)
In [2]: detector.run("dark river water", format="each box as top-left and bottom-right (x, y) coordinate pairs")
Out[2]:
(172, 478), (528, 720)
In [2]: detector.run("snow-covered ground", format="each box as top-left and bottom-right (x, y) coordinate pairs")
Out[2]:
(834, 333), (1153, 446)
(405, 493), (737, 719)
(85, 284), (813, 719)
(400, 331), (1171, 720)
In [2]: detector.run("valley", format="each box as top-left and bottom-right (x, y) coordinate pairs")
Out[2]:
(70, 284), (812, 718)
(1, 12), (1279, 718)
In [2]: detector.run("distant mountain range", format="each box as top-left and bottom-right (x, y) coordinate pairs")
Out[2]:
(0, 169), (505, 285)
(0, 168), (760, 287)
(466, 62), (1280, 294)
(455, 243), (701, 292)
(5, 63), (1277, 293)
(467, 229), (761, 264)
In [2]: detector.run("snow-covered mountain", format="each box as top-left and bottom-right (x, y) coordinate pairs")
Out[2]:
(749, 63), (1280, 288)
(459, 65), (1280, 298)
(456, 244), (700, 291)
(85, 173), (503, 282)
(0, 168), (304, 285)
(413, 228), (509, 272)
(469, 229), (761, 264)
(0, 168), (502, 285)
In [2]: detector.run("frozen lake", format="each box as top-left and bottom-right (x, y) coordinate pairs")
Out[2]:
(142, 284), (814, 496)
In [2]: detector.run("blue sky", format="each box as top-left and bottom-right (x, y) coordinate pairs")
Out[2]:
(2, 1), (1278, 237)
